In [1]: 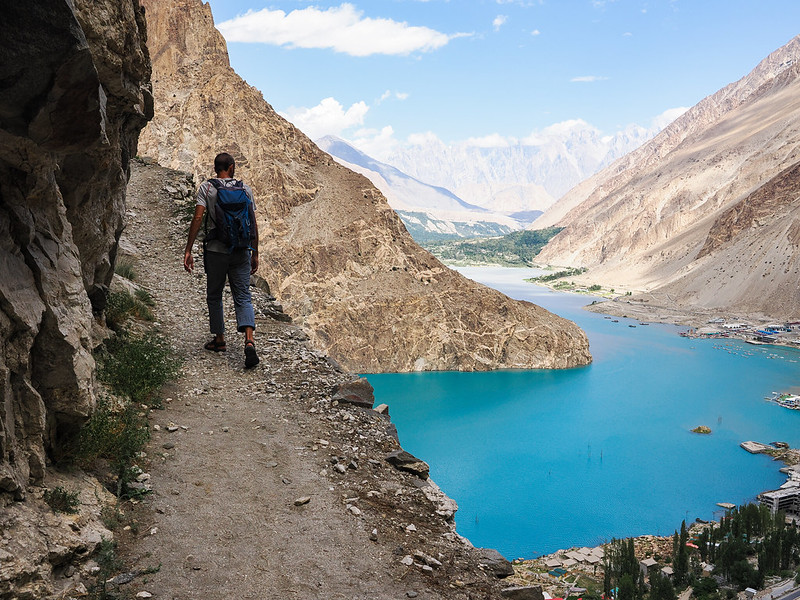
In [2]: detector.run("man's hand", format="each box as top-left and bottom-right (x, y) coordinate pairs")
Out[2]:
(184, 250), (194, 273)
(250, 251), (259, 274)
(184, 205), (205, 273)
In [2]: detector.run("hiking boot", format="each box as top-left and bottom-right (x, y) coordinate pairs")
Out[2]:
(244, 339), (259, 368)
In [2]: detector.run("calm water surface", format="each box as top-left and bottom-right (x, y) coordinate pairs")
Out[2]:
(366, 267), (800, 559)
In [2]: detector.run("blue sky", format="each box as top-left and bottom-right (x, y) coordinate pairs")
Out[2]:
(206, 0), (800, 156)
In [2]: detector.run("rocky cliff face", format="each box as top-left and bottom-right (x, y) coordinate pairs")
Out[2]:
(535, 36), (800, 319)
(138, 0), (591, 373)
(0, 0), (152, 498)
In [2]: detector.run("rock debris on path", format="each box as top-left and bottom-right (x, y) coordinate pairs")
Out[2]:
(119, 160), (512, 599)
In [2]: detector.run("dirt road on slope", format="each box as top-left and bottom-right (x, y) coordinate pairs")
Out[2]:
(116, 160), (509, 600)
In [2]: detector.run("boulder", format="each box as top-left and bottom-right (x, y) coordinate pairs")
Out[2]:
(385, 450), (430, 479)
(476, 548), (515, 578)
(332, 378), (375, 409)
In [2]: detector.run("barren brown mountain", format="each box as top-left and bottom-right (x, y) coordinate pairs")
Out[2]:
(137, 0), (591, 372)
(535, 35), (800, 320)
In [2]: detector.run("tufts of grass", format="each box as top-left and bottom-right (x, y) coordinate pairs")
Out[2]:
(134, 288), (155, 307)
(97, 332), (181, 407)
(105, 290), (155, 330)
(113, 257), (137, 281)
(44, 486), (80, 514)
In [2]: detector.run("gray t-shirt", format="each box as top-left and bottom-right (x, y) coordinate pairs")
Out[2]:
(196, 178), (257, 254)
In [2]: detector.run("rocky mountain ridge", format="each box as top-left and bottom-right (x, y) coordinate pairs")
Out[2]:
(382, 120), (660, 217)
(317, 135), (525, 240)
(534, 35), (800, 320)
(138, 0), (592, 373)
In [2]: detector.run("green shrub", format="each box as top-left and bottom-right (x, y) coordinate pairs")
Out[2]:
(114, 257), (137, 281)
(75, 397), (149, 496)
(105, 291), (136, 329)
(44, 486), (80, 514)
(98, 332), (180, 406)
(89, 537), (123, 599)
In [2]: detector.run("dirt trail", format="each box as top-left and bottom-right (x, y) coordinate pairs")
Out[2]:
(118, 161), (506, 599)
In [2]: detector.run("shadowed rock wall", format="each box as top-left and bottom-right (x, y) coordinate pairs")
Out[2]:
(0, 0), (152, 499)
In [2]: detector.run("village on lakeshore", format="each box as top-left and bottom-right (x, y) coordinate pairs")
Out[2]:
(508, 442), (800, 600)
(682, 319), (800, 348)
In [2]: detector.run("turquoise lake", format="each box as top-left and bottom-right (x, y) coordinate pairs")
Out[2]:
(366, 267), (800, 559)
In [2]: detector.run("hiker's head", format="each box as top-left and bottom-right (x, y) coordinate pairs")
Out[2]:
(214, 152), (235, 177)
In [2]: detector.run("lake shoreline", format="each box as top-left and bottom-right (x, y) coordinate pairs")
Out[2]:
(380, 265), (800, 560)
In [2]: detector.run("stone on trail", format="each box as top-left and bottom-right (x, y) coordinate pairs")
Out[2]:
(294, 496), (311, 506)
(385, 450), (430, 479)
(370, 528), (378, 541)
(331, 378), (375, 409)
(400, 555), (414, 566)
(413, 550), (442, 569)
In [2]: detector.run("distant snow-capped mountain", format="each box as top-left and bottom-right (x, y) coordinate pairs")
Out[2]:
(317, 136), (526, 241)
(380, 120), (660, 211)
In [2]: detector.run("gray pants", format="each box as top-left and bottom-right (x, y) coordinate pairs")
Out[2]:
(205, 249), (256, 334)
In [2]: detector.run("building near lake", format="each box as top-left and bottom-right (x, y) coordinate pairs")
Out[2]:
(758, 480), (800, 516)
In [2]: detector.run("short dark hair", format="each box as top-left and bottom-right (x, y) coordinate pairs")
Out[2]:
(214, 152), (235, 174)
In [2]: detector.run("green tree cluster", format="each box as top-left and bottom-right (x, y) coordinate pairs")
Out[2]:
(422, 227), (564, 266)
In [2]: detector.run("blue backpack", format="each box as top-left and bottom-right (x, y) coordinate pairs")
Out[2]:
(205, 179), (256, 252)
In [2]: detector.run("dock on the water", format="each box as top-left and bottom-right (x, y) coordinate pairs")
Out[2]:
(740, 441), (774, 454)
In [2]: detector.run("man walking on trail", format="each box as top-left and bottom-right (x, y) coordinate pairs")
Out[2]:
(183, 152), (260, 368)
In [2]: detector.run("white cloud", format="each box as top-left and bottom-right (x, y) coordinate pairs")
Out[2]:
(521, 119), (597, 145)
(377, 90), (410, 105)
(281, 97), (369, 140)
(651, 106), (690, 130)
(217, 3), (469, 57)
(531, 29), (541, 36)
(350, 126), (399, 160)
(570, 75), (609, 83)
(407, 131), (444, 147)
(464, 133), (515, 148)
(493, 15), (508, 31)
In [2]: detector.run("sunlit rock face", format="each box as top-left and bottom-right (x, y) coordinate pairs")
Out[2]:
(535, 36), (800, 319)
(138, 0), (592, 374)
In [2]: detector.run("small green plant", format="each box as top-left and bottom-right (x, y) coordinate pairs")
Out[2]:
(99, 502), (124, 531)
(89, 537), (123, 599)
(75, 397), (150, 497)
(114, 257), (137, 281)
(44, 486), (80, 514)
(97, 332), (180, 406)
